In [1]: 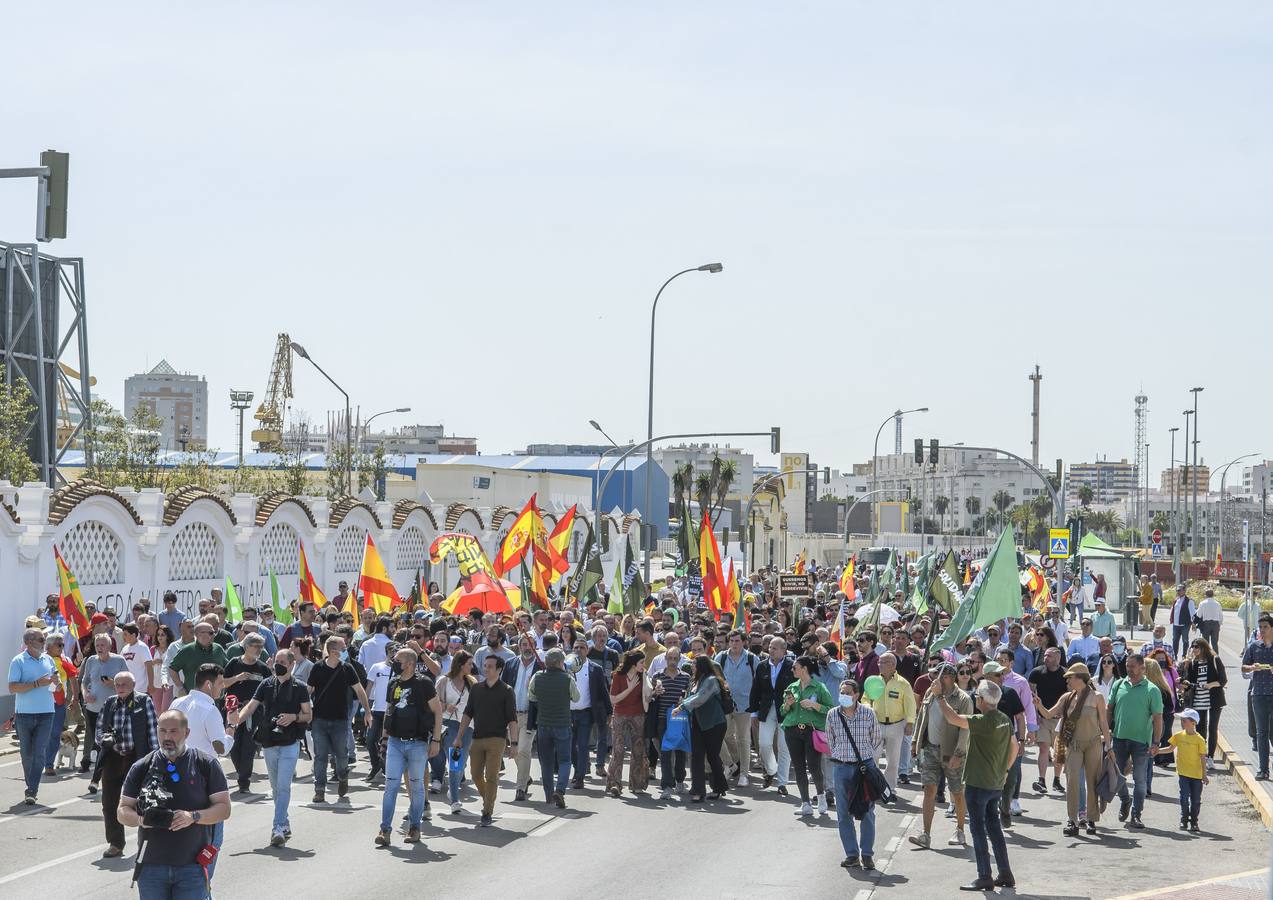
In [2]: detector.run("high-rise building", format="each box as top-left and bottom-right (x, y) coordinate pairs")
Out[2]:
(1068, 459), (1138, 503)
(1160, 464), (1211, 494)
(1239, 461), (1273, 498)
(124, 360), (208, 451)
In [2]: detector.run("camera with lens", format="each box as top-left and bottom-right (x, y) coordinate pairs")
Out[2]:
(99, 729), (118, 755)
(136, 763), (175, 829)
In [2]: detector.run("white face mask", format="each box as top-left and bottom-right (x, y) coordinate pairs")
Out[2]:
(838, 694), (855, 708)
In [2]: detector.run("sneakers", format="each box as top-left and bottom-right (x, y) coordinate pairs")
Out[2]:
(1085, 820), (1097, 835)
(763, 773), (775, 788)
(1010, 799), (1023, 815)
(1052, 777), (1064, 793)
(798, 801), (813, 816)
(270, 830), (286, 847)
(1128, 816), (1144, 830)
(737, 774), (750, 788)
(22, 792), (35, 806)
(1189, 820), (1200, 834)
(451, 802), (462, 815)
(908, 832), (931, 849)
(950, 827), (966, 846)
(337, 778), (349, 799)
(826, 791), (835, 808)
(515, 789), (527, 802)
(841, 855), (859, 868)
(898, 773), (911, 785)
(1031, 779), (1047, 793)
(1063, 821), (1079, 837)
(102, 845), (123, 858)
(405, 826), (422, 843)
(422, 806), (432, 822)
(1179, 817), (1189, 831)
(43, 766), (55, 777)
(375, 828), (391, 847)
(777, 785), (789, 797)
(479, 814), (492, 827)
(659, 788), (672, 800)
(817, 794), (828, 816)
(313, 791), (326, 804)
(861, 855), (875, 871)
(945, 802), (956, 818)
(595, 764), (606, 777)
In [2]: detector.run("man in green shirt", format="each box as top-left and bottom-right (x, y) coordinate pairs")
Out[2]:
(169, 621), (229, 696)
(938, 679), (1018, 893)
(1109, 654), (1163, 829)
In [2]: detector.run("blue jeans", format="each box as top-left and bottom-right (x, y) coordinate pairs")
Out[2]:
(570, 708), (594, 781)
(1172, 624), (1190, 660)
(346, 698), (359, 764)
(208, 821), (223, 881)
(44, 704), (67, 767)
(1179, 774), (1202, 823)
(536, 725), (573, 798)
(14, 712), (53, 795)
(832, 762), (876, 857)
(311, 718), (349, 790)
(263, 742), (300, 833)
(965, 785), (1011, 881)
(1113, 737), (1149, 816)
(437, 720), (472, 804)
(593, 716), (611, 770)
(1252, 694), (1273, 775)
(382, 736), (428, 830)
(137, 863), (206, 899)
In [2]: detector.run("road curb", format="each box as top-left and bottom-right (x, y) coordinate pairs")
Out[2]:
(1215, 730), (1273, 828)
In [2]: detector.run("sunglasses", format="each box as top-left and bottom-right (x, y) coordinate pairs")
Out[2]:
(957, 669), (971, 676)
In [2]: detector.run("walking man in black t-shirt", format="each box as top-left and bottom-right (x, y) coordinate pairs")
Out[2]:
(222, 633), (271, 794)
(378, 648), (443, 846)
(230, 648), (312, 846)
(306, 635), (372, 803)
(119, 709), (231, 898)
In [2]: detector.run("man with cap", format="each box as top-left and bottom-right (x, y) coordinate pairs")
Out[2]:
(910, 662), (971, 850)
(529, 648), (579, 807)
(981, 661), (1027, 828)
(1090, 598), (1117, 640)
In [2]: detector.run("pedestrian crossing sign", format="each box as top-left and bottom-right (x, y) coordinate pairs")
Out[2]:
(1048, 529), (1070, 559)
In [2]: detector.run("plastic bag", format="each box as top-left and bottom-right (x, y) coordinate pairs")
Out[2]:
(661, 709), (692, 753)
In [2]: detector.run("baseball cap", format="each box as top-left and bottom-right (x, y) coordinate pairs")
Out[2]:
(1179, 708), (1200, 723)
(934, 662), (957, 680)
(981, 661), (1005, 676)
(448, 635), (464, 646)
(1094, 597), (1107, 606)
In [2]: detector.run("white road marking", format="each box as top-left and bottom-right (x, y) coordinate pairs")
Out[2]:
(527, 815), (573, 838)
(0, 761), (23, 769)
(884, 836), (900, 853)
(854, 891), (873, 900)
(0, 843), (109, 885)
(0, 796), (84, 826)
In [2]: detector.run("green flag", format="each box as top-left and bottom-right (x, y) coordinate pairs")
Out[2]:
(268, 565), (293, 625)
(930, 550), (965, 616)
(607, 550), (625, 615)
(623, 538), (646, 616)
(910, 554), (932, 614)
(879, 549), (897, 593)
(568, 532), (603, 605)
(931, 529), (1021, 652)
(224, 575), (244, 624)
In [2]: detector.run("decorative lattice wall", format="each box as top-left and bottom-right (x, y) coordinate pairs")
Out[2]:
(396, 526), (427, 571)
(258, 522), (300, 576)
(61, 520), (122, 585)
(168, 522), (222, 581)
(332, 525), (368, 572)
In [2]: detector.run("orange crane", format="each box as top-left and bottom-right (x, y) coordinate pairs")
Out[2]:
(250, 334), (293, 451)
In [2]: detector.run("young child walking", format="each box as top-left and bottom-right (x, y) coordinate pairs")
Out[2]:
(1155, 708), (1208, 833)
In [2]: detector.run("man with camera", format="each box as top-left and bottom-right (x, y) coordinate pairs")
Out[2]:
(96, 670), (159, 858)
(229, 647), (312, 846)
(307, 634), (372, 804)
(119, 709), (231, 899)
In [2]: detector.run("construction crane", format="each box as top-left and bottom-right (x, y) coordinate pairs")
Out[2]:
(250, 334), (293, 451)
(56, 362), (96, 448)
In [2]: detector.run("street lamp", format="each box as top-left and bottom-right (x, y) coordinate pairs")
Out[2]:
(1213, 453), (1259, 559)
(362, 406), (411, 453)
(1169, 426), (1179, 577)
(1182, 409), (1194, 556)
(644, 263), (723, 580)
(870, 407), (929, 539)
(291, 341), (352, 495)
(1190, 386), (1204, 553)
(589, 419), (627, 514)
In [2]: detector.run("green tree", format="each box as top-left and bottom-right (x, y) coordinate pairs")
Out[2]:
(992, 490), (1013, 515)
(0, 366), (37, 485)
(1077, 485), (1094, 508)
(83, 399), (164, 489)
(934, 495), (950, 531)
(965, 496), (981, 517)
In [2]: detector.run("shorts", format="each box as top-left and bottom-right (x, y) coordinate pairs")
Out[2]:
(918, 745), (964, 794)
(1036, 717), (1056, 747)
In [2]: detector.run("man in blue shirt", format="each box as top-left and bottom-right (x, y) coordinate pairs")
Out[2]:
(715, 629), (758, 786)
(156, 591), (187, 636)
(1241, 614), (1273, 779)
(7, 627), (57, 804)
(39, 594), (66, 631)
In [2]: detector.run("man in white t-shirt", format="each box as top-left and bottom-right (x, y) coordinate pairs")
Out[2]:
(364, 648), (396, 781)
(119, 623), (153, 693)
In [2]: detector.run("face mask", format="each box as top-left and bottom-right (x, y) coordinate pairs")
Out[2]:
(274, 663), (288, 677)
(339, 650), (349, 663)
(838, 694), (856, 708)
(1113, 646), (1125, 658)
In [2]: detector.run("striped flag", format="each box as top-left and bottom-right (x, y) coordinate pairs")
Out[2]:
(299, 543), (328, 609)
(546, 504), (577, 582)
(54, 545), (89, 641)
(358, 533), (403, 614)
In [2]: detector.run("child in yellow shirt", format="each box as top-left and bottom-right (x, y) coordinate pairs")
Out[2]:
(1155, 708), (1208, 833)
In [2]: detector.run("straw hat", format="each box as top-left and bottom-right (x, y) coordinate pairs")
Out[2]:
(1063, 662), (1091, 680)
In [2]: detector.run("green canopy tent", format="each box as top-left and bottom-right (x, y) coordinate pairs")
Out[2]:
(1075, 532), (1138, 615)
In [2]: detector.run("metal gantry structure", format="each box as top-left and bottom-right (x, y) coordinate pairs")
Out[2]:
(252, 333), (293, 451)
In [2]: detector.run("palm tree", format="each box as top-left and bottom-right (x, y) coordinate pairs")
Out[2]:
(965, 496), (981, 517)
(934, 496), (950, 532)
(1077, 485), (1094, 508)
(712, 456), (738, 529)
(694, 472), (713, 522)
(992, 490), (1013, 515)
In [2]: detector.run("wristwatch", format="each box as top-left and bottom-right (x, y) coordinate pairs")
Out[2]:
(191, 811), (202, 823)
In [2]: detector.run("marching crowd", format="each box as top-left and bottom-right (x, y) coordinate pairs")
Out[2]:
(7, 556), (1269, 897)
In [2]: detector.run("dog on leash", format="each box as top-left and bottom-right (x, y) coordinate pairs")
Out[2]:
(55, 730), (80, 770)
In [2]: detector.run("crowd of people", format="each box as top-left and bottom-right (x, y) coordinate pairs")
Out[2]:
(5, 553), (1264, 896)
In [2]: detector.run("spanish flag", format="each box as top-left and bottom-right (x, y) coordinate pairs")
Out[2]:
(343, 584), (360, 620)
(794, 550), (807, 575)
(839, 557), (856, 600)
(358, 533), (403, 614)
(299, 543), (328, 609)
(722, 557), (739, 616)
(54, 545), (89, 641)
(546, 504), (577, 582)
(699, 510), (726, 619)
(1214, 546), (1223, 576)
(494, 495), (537, 577)
(830, 601), (846, 655)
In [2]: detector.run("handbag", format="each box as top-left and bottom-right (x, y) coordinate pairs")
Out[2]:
(812, 729), (830, 754)
(838, 708), (895, 819)
(661, 709), (692, 753)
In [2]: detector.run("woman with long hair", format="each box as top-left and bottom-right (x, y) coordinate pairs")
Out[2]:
(146, 625), (176, 714)
(435, 650), (476, 814)
(781, 655), (834, 816)
(1046, 663), (1111, 836)
(1033, 627), (1059, 668)
(1143, 657), (1175, 796)
(1095, 654), (1119, 700)
(606, 650), (650, 796)
(1180, 638), (1227, 764)
(676, 656), (731, 802)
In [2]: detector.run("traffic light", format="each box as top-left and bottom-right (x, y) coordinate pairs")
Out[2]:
(770, 427), (781, 454)
(823, 466), (831, 483)
(929, 439), (939, 465)
(914, 439), (924, 465)
(39, 149), (69, 241)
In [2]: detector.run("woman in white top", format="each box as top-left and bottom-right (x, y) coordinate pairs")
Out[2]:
(433, 650), (476, 813)
(1095, 654), (1119, 700)
(148, 625), (177, 713)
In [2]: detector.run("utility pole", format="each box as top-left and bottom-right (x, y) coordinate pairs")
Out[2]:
(230, 391), (254, 466)
(1169, 427), (1178, 579)
(1029, 365), (1042, 467)
(1191, 387), (1204, 555)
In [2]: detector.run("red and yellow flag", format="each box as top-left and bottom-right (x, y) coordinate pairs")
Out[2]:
(343, 584), (360, 620)
(494, 495), (538, 577)
(830, 601), (846, 655)
(358, 533), (403, 614)
(299, 543), (328, 608)
(722, 557), (739, 616)
(54, 545), (89, 641)
(793, 550), (807, 575)
(546, 504), (576, 582)
(699, 510), (726, 619)
(1214, 546), (1224, 576)
(839, 557), (856, 600)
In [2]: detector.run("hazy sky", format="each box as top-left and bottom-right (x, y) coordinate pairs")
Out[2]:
(2, 3), (1270, 480)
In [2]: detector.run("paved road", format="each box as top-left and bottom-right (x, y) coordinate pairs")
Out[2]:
(1, 728), (1266, 899)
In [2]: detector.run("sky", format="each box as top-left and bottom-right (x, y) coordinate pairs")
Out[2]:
(2, 2), (1270, 482)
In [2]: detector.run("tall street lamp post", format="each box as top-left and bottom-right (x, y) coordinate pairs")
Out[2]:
(644, 263), (723, 580)
(361, 407), (411, 453)
(1190, 386), (1204, 554)
(291, 341), (352, 495)
(870, 407), (929, 540)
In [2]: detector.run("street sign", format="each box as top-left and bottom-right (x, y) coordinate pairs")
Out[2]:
(1151, 529), (1162, 544)
(1048, 528), (1070, 559)
(1151, 543), (1165, 558)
